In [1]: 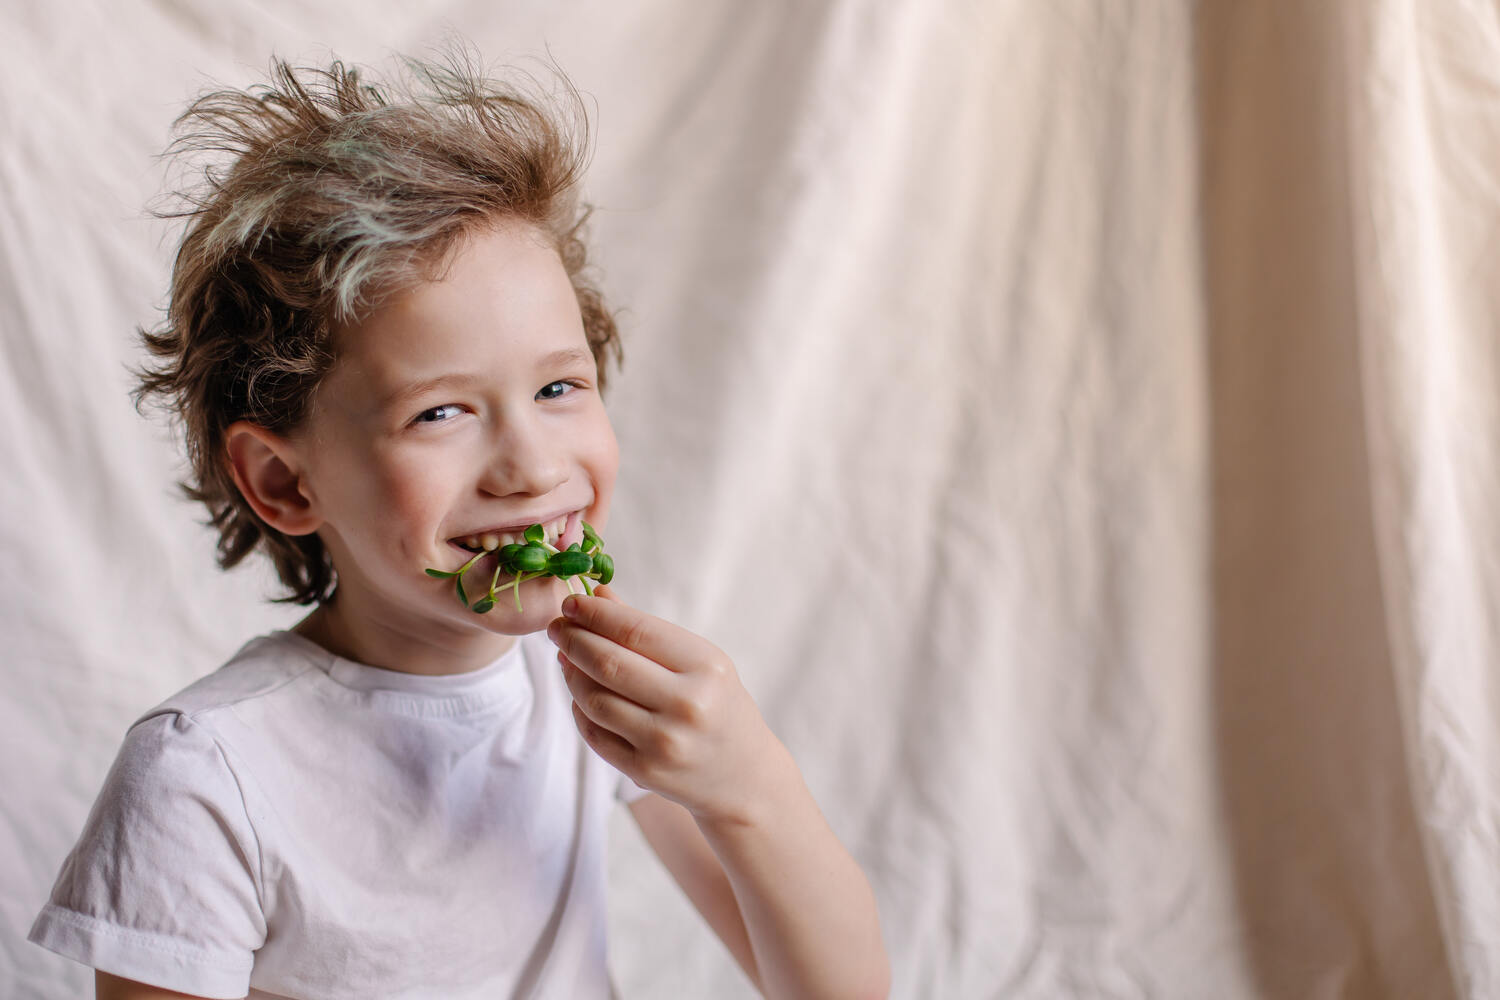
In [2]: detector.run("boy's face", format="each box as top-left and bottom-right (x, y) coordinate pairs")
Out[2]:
(288, 222), (618, 655)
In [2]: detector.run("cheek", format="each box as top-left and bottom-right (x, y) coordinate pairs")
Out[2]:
(584, 416), (620, 512)
(330, 448), (453, 545)
(376, 458), (453, 525)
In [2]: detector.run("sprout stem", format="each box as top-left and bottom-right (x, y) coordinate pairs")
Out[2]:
(427, 523), (615, 616)
(457, 550), (486, 580)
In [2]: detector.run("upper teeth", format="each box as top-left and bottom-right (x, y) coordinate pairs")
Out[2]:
(458, 516), (568, 552)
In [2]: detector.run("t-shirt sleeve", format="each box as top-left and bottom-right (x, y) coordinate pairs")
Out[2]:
(28, 711), (266, 999)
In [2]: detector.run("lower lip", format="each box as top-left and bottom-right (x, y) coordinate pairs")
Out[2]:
(442, 547), (562, 602)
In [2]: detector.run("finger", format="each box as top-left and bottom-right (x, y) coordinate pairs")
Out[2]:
(593, 583), (623, 604)
(559, 593), (720, 674)
(571, 700), (638, 774)
(549, 618), (675, 709)
(560, 651), (656, 737)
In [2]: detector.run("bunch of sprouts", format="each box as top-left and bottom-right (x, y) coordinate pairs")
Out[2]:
(425, 522), (614, 614)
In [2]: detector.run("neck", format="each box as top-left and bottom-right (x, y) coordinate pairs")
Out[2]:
(292, 598), (517, 676)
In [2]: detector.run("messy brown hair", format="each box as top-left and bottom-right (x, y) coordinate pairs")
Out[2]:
(132, 49), (622, 606)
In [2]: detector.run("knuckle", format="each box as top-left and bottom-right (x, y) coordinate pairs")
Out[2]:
(594, 651), (624, 687)
(669, 690), (709, 728)
(619, 614), (651, 651)
(584, 689), (613, 722)
(706, 652), (734, 680)
(645, 726), (682, 765)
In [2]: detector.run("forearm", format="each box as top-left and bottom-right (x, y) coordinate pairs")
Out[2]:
(548, 590), (889, 996)
(698, 742), (889, 1000)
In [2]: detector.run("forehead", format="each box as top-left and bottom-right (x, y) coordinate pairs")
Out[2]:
(328, 222), (587, 389)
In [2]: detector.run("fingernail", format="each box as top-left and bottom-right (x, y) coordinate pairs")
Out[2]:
(546, 619), (562, 641)
(561, 596), (580, 619)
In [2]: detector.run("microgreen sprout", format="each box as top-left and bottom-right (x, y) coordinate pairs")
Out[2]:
(424, 521), (615, 615)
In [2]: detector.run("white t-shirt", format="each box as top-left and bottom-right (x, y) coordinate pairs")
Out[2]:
(29, 629), (650, 999)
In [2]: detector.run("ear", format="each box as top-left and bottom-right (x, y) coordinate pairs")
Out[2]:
(224, 421), (323, 536)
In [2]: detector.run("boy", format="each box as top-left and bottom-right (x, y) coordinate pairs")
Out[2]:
(29, 53), (889, 999)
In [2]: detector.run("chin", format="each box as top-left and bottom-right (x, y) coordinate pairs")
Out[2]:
(468, 577), (569, 635)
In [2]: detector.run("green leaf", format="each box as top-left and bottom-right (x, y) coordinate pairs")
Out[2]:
(523, 523), (545, 544)
(548, 549), (593, 576)
(592, 554), (614, 586)
(455, 575), (469, 607)
(471, 597), (495, 614)
(514, 544), (549, 573)
(425, 568), (456, 579)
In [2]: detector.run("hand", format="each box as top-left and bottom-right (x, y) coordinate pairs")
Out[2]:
(546, 585), (785, 826)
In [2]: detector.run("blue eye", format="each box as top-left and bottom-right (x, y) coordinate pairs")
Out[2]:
(413, 404), (462, 424)
(537, 381), (572, 400)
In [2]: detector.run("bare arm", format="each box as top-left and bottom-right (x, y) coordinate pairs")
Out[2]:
(630, 776), (889, 999)
(630, 793), (762, 990)
(95, 971), (232, 1000)
(552, 588), (890, 999)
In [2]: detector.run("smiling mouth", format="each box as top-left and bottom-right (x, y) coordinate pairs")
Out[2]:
(449, 512), (578, 553)
(428, 509), (612, 615)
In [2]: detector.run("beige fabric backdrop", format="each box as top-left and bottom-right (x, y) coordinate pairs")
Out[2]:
(2, 2), (1495, 998)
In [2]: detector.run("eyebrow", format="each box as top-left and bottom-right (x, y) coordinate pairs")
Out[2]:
(537, 347), (597, 372)
(379, 372), (479, 410)
(378, 348), (596, 409)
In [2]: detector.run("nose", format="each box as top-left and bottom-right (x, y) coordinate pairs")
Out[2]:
(477, 413), (568, 498)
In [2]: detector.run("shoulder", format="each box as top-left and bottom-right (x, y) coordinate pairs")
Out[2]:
(33, 705), (267, 994)
(33, 682), (271, 988)
(102, 632), (326, 801)
(140, 631), (324, 725)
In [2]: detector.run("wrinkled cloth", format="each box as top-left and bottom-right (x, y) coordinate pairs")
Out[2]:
(30, 631), (644, 999)
(4, 2), (1497, 998)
